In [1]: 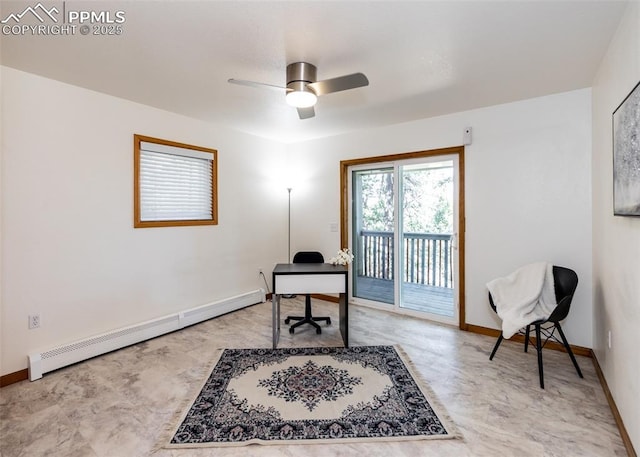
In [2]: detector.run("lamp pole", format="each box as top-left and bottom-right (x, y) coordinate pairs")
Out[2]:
(287, 187), (292, 263)
(283, 187), (296, 299)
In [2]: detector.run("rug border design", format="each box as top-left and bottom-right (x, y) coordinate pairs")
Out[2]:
(161, 345), (459, 449)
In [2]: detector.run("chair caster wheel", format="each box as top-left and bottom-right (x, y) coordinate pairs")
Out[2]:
(316, 328), (322, 334)
(289, 328), (294, 334)
(285, 318), (290, 324)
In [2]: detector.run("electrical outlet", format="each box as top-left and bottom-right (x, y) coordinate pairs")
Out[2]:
(29, 314), (41, 329)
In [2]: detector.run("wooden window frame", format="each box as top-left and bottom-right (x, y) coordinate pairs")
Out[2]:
(133, 134), (218, 228)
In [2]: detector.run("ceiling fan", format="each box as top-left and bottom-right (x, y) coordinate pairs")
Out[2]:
(228, 62), (369, 119)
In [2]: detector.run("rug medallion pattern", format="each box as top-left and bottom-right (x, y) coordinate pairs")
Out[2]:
(168, 345), (453, 446)
(257, 359), (363, 411)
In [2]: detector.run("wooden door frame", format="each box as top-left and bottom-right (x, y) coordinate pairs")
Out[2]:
(340, 145), (466, 329)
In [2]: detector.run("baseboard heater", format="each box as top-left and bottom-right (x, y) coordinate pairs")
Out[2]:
(28, 289), (265, 381)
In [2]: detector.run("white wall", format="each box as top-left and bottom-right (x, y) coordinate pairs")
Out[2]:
(287, 89), (593, 347)
(0, 65), (4, 375)
(0, 67), (287, 375)
(592, 2), (639, 451)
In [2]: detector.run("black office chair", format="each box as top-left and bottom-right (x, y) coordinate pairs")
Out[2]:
(488, 265), (583, 389)
(285, 251), (331, 334)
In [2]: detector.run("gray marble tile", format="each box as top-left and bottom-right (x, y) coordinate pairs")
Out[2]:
(0, 298), (628, 456)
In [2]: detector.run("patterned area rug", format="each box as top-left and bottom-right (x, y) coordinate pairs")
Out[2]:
(164, 345), (457, 448)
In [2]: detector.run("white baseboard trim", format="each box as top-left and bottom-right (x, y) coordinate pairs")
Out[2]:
(28, 289), (265, 381)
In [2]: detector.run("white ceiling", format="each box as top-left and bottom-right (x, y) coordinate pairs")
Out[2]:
(0, 1), (629, 143)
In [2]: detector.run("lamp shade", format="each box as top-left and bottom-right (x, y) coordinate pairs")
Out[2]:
(286, 89), (317, 108)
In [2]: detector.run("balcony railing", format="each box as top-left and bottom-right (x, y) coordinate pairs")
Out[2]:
(356, 230), (453, 288)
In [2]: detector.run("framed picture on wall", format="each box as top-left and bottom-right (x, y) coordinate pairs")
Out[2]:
(613, 80), (640, 216)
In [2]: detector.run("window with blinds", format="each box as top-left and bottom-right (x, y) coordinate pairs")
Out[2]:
(134, 134), (218, 228)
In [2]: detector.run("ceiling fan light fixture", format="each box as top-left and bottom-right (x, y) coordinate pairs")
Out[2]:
(286, 88), (317, 108)
(229, 61), (368, 119)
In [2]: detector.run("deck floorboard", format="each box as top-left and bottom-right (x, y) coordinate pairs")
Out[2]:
(354, 276), (454, 317)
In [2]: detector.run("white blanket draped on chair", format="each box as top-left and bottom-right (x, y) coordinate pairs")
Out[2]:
(486, 262), (557, 339)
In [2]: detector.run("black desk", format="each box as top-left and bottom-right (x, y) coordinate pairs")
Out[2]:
(272, 263), (349, 348)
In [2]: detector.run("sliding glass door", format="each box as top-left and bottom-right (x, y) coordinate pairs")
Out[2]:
(350, 154), (460, 325)
(398, 159), (456, 319)
(351, 166), (395, 306)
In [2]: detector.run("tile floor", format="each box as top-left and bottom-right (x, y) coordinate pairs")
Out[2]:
(0, 298), (628, 456)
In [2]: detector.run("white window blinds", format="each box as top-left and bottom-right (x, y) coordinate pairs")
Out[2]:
(139, 141), (214, 222)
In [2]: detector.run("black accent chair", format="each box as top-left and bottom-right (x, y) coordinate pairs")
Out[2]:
(285, 251), (331, 334)
(488, 265), (583, 389)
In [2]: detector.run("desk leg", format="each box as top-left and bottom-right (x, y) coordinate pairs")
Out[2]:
(339, 292), (348, 347)
(272, 294), (280, 349)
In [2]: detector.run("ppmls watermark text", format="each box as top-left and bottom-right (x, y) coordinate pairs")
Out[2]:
(1, 2), (126, 36)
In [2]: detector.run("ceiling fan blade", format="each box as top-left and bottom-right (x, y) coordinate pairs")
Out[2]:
(297, 106), (315, 119)
(308, 73), (369, 96)
(228, 78), (286, 91)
